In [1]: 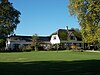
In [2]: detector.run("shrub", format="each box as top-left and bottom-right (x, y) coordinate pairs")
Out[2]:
(22, 45), (32, 52)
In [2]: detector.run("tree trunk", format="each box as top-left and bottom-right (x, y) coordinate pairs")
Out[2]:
(35, 45), (38, 51)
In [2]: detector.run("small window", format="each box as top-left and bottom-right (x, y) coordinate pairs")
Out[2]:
(53, 36), (56, 40)
(70, 36), (75, 40)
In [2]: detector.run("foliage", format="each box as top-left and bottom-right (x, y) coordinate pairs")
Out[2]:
(21, 45), (32, 52)
(0, 39), (4, 44)
(0, 39), (5, 48)
(71, 44), (76, 49)
(68, 0), (100, 44)
(0, 0), (21, 38)
(32, 34), (39, 51)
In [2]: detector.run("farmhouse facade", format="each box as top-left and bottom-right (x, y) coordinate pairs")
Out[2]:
(6, 28), (83, 50)
(6, 35), (51, 50)
(51, 29), (83, 49)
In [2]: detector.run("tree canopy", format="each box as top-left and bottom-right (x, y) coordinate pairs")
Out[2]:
(68, 0), (100, 44)
(0, 0), (21, 38)
(32, 34), (39, 51)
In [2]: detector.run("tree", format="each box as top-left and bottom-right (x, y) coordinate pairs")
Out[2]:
(0, 0), (21, 38)
(32, 34), (39, 51)
(68, 0), (100, 45)
(0, 39), (5, 48)
(0, 0), (21, 47)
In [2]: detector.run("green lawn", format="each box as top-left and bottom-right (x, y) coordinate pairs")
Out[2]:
(0, 50), (100, 75)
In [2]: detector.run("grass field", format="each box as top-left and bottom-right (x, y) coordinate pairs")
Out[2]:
(0, 50), (100, 75)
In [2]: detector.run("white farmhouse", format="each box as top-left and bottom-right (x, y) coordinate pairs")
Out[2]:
(5, 28), (83, 50)
(6, 35), (32, 50)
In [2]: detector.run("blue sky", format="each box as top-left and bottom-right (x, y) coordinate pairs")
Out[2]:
(9, 0), (79, 36)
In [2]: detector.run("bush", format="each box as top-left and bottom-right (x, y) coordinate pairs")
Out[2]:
(71, 45), (77, 50)
(21, 45), (32, 52)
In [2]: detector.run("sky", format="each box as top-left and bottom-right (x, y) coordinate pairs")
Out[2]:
(9, 0), (79, 36)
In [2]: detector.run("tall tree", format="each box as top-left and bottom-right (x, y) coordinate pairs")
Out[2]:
(0, 0), (21, 38)
(0, 0), (21, 47)
(68, 0), (100, 45)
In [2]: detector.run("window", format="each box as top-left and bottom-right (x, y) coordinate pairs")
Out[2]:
(13, 44), (20, 50)
(53, 36), (56, 40)
(70, 36), (75, 40)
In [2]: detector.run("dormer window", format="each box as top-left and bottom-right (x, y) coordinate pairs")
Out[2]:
(53, 36), (56, 40)
(70, 36), (75, 40)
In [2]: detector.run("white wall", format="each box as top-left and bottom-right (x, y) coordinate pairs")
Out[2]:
(6, 38), (32, 50)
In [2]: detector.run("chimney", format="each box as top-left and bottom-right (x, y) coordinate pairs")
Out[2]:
(66, 26), (68, 31)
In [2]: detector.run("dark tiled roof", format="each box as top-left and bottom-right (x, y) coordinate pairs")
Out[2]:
(38, 36), (51, 41)
(9, 35), (32, 42)
(8, 35), (51, 42)
(9, 35), (32, 38)
(58, 29), (68, 41)
(51, 29), (82, 41)
(73, 31), (82, 41)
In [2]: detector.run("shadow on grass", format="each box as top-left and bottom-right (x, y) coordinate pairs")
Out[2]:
(0, 60), (100, 75)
